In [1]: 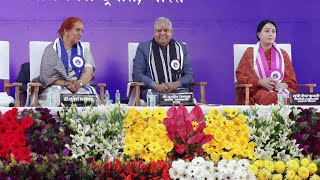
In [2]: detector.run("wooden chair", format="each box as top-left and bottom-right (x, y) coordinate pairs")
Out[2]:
(234, 44), (316, 105)
(27, 41), (106, 107)
(0, 41), (22, 107)
(128, 42), (207, 106)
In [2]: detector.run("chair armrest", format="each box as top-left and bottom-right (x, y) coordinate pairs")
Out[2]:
(4, 82), (22, 107)
(235, 82), (253, 105)
(191, 82), (207, 104)
(297, 83), (316, 93)
(127, 82), (144, 106)
(28, 82), (41, 107)
(92, 83), (106, 104)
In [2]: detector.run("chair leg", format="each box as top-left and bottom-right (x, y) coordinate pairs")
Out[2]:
(245, 87), (250, 105)
(33, 86), (39, 107)
(100, 86), (105, 105)
(135, 86), (141, 106)
(309, 87), (314, 93)
(200, 84), (206, 104)
(14, 85), (21, 107)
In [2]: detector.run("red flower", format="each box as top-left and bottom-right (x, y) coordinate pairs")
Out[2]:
(19, 116), (34, 129)
(163, 105), (213, 160)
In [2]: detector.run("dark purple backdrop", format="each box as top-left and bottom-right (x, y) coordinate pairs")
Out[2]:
(1, 0), (319, 105)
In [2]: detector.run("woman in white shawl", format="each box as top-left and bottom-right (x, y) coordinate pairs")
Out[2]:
(36, 17), (98, 106)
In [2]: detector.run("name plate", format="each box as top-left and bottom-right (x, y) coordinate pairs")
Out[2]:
(60, 94), (96, 106)
(159, 92), (194, 106)
(290, 93), (320, 105)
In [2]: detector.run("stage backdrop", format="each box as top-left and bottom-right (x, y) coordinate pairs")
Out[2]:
(0, 0), (319, 105)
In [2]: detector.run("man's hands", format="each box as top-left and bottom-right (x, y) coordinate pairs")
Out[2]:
(258, 77), (288, 91)
(152, 81), (181, 93)
(65, 80), (82, 94)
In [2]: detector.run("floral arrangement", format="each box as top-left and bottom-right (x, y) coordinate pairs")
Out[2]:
(123, 107), (173, 162)
(244, 105), (301, 161)
(163, 105), (213, 160)
(91, 158), (170, 179)
(290, 107), (320, 159)
(169, 157), (254, 179)
(203, 107), (255, 162)
(0, 107), (95, 179)
(249, 158), (319, 180)
(61, 104), (127, 161)
(0, 108), (33, 163)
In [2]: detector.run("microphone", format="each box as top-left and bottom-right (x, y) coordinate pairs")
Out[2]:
(9, 103), (15, 107)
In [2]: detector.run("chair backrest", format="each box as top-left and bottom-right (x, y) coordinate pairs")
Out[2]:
(29, 41), (90, 81)
(128, 42), (139, 82)
(233, 43), (291, 82)
(0, 41), (9, 80)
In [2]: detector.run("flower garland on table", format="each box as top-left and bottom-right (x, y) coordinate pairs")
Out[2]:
(289, 107), (320, 160)
(61, 104), (127, 161)
(163, 105), (213, 161)
(203, 107), (256, 162)
(123, 107), (173, 162)
(169, 157), (254, 180)
(0, 108), (33, 163)
(249, 158), (319, 180)
(244, 104), (301, 161)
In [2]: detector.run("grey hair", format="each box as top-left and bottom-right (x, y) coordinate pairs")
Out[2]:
(154, 17), (173, 30)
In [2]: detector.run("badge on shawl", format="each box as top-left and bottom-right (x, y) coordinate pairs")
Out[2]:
(270, 70), (283, 81)
(71, 55), (85, 79)
(171, 60), (180, 71)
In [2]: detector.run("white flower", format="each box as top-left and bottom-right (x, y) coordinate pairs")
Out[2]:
(191, 157), (205, 166)
(237, 159), (250, 170)
(169, 168), (180, 179)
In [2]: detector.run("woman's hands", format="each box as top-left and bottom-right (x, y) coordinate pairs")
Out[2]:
(65, 80), (82, 93)
(258, 77), (288, 91)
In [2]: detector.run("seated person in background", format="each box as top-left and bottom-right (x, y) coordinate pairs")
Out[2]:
(16, 62), (30, 106)
(34, 17), (99, 106)
(16, 62), (30, 97)
(236, 19), (298, 105)
(133, 17), (194, 104)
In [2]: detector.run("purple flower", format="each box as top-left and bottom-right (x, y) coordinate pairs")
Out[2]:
(36, 157), (44, 163)
(63, 148), (70, 156)
(86, 157), (93, 164)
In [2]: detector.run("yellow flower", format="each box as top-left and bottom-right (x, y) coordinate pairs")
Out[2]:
(213, 120), (223, 129)
(286, 170), (296, 180)
(154, 129), (165, 138)
(286, 160), (300, 172)
(203, 127), (213, 135)
(148, 142), (161, 153)
(248, 165), (258, 175)
(308, 163), (318, 174)
(237, 113), (247, 123)
(164, 141), (173, 152)
(124, 144), (135, 156)
(139, 135), (149, 145)
(264, 160), (274, 172)
(141, 108), (152, 118)
(154, 108), (166, 120)
(247, 142), (255, 152)
(209, 108), (220, 116)
(133, 142), (143, 151)
(298, 166), (309, 179)
(233, 117), (242, 126)
(205, 117), (214, 128)
(156, 124), (166, 131)
(124, 134), (134, 143)
(228, 109), (238, 119)
(254, 160), (264, 168)
(274, 161), (286, 174)
(214, 130), (224, 142)
(301, 158), (310, 167)
(139, 148), (148, 157)
(272, 174), (283, 180)
(223, 107), (232, 115)
(210, 152), (220, 162)
(148, 115), (159, 125)
(192, 121), (199, 131)
(257, 168), (272, 180)
(144, 127), (155, 136)
(221, 152), (233, 160)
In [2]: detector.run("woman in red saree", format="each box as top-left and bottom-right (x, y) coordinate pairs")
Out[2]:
(236, 20), (298, 105)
